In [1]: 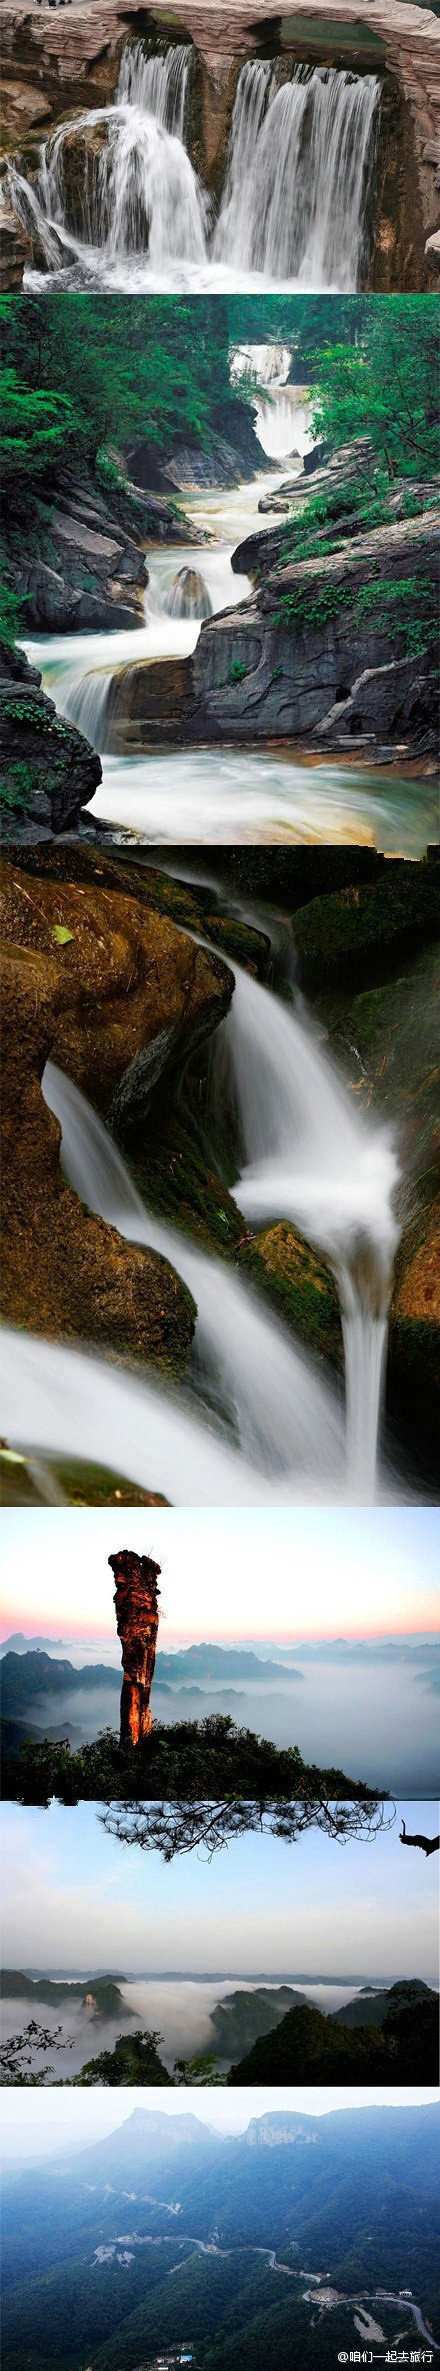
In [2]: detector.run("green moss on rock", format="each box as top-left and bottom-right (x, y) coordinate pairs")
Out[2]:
(242, 1221), (343, 1373)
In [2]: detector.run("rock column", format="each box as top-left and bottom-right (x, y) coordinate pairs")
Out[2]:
(108, 1549), (161, 1747)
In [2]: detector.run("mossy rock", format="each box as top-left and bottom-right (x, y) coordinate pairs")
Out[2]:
(8, 847), (270, 975)
(0, 1446), (166, 1509)
(200, 913), (270, 976)
(292, 864), (440, 992)
(132, 1113), (242, 1256)
(242, 1221), (343, 1373)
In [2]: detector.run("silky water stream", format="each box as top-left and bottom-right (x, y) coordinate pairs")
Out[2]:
(1, 910), (400, 1506)
(22, 408), (437, 858)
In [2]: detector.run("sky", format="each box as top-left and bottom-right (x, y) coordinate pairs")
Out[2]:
(1, 1507), (439, 1646)
(2, 1800), (438, 1981)
(2, 2088), (439, 2165)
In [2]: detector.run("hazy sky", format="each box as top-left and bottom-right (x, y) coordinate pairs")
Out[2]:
(2, 1801), (438, 1980)
(1, 1508), (439, 1644)
(2, 2088), (439, 2167)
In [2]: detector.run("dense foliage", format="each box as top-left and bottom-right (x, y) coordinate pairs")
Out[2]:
(228, 1994), (439, 2084)
(1, 1711), (382, 1812)
(0, 295), (235, 496)
(310, 298), (439, 480)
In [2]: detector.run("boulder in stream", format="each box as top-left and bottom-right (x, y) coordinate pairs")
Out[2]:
(164, 566), (213, 620)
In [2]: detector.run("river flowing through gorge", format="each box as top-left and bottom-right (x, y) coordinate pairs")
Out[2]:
(1, 903), (400, 1507)
(9, 38), (380, 294)
(23, 407), (439, 858)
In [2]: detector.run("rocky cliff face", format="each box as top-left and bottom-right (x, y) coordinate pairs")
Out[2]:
(111, 500), (439, 765)
(0, 639), (102, 839)
(2, 472), (189, 640)
(109, 1547), (161, 1744)
(214, 508), (438, 759)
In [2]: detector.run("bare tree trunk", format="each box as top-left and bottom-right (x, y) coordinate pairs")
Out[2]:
(108, 1549), (161, 1748)
(400, 1820), (439, 1857)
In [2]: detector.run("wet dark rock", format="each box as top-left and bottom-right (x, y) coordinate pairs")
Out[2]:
(0, 640), (102, 838)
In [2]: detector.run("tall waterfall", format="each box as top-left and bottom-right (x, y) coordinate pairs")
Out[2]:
(10, 43), (380, 292)
(215, 61), (380, 288)
(221, 963), (399, 1495)
(2, 937), (399, 1503)
(12, 42), (209, 277)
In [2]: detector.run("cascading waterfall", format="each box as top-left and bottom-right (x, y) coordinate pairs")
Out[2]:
(10, 43), (209, 281)
(41, 1059), (344, 1489)
(10, 43), (380, 293)
(221, 965), (400, 1495)
(215, 61), (380, 289)
(254, 391), (312, 462)
(1, 935), (399, 1502)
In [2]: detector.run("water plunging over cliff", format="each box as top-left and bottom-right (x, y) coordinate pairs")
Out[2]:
(2, 927), (399, 1503)
(215, 60), (380, 290)
(222, 964), (399, 1494)
(10, 43), (380, 293)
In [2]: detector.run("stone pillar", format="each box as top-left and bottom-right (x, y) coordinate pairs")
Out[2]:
(108, 1549), (161, 1748)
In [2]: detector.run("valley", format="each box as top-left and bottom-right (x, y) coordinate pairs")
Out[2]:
(1, 2100), (439, 2369)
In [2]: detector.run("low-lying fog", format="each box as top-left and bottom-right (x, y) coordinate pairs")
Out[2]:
(0, 1975), (373, 2080)
(20, 1641), (440, 1796)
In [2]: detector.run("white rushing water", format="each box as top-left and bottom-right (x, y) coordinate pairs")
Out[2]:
(22, 458), (300, 751)
(221, 963), (399, 1493)
(10, 42), (380, 293)
(89, 752), (440, 859)
(1, 930), (399, 1502)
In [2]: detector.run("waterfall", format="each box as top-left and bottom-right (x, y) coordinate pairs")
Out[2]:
(10, 42), (209, 277)
(3, 929), (399, 1501)
(222, 965), (399, 1497)
(40, 1060), (344, 1490)
(254, 392), (312, 462)
(54, 665), (113, 746)
(231, 345), (292, 387)
(10, 42), (379, 292)
(214, 61), (380, 289)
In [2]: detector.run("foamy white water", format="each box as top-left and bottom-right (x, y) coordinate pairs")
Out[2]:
(2, 913), (400, 1501)
(22, 460), (298, 752)
(223, 964), (399, 1494)
(9, 43), (379, 294)
(89, 751), (439, 858)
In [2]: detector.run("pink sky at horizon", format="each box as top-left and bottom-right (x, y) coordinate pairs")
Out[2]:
(2, 1507), (438, 1647)
(1, 1612), (438, 1648)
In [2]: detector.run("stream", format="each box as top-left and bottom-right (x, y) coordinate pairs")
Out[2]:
(10, 40), (380, 294)
(1, 898), (400, 1506)
(23, 392), (437, 859)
